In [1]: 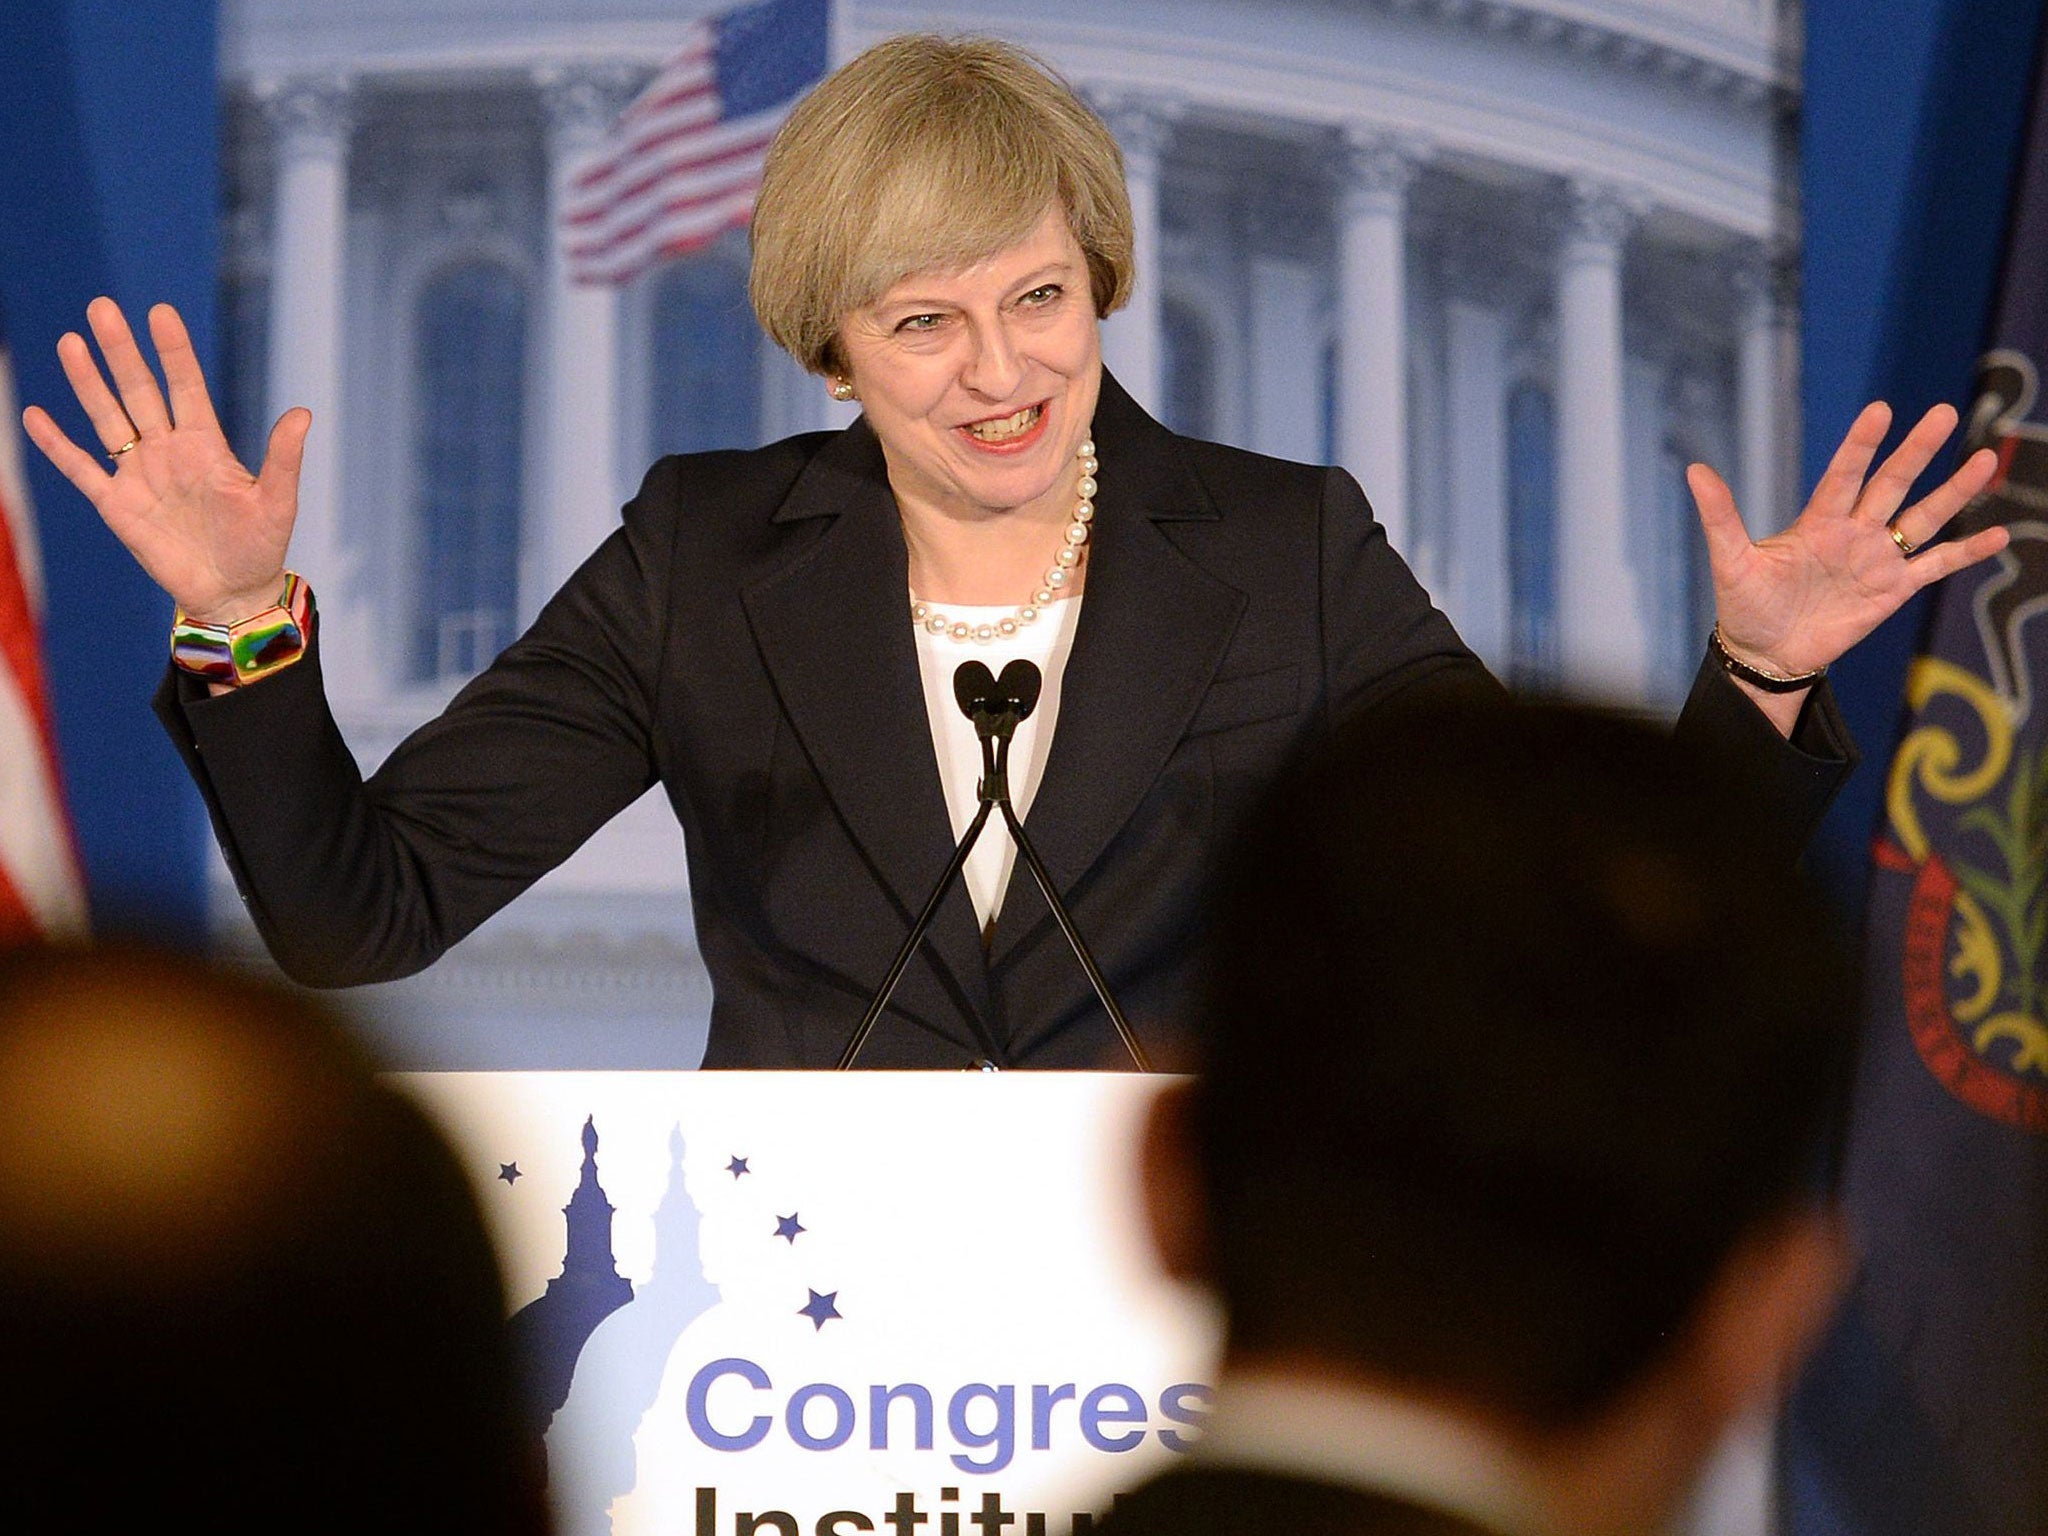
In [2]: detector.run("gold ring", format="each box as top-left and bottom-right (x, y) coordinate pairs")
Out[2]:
(107, 435), (139, 461)
(1889, 524), (1917, 557)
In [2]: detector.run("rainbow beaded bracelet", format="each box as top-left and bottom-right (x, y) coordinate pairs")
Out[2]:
(171, 573), (315, 687)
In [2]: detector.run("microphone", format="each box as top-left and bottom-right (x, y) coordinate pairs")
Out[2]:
(953, 660), (1042, 739)
(953, 660), (997, 721)
(954, 659), (1043, 805)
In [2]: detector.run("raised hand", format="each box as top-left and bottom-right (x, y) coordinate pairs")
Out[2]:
(1693, 401), (2011, 687)
(20, 297), (310, 625)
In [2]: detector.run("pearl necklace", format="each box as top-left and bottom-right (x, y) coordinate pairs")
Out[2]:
(910, 436), (1098, 644)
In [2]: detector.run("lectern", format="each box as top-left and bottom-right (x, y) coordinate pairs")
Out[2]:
(397, 1073), (1219, 1536)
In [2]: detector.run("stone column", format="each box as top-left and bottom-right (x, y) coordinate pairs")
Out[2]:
(1555, 179), (1648, 701)
(261, 75), (360, 675)
(1443, 279), (1511, 669)
(1092, 95), (1177, 415)
(533, 65), (637, 622)
(1731, 245), (1800, 535)
(1335, 128), (1425, 554)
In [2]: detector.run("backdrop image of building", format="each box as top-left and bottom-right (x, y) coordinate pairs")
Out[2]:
(214, 0), (1800, 1070)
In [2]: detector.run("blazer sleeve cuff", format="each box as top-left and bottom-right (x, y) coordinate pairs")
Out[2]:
(1671, 652), (1858, 859)
(152, 637), (370, 972)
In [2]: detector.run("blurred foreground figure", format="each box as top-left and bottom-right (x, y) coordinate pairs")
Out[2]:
(0, 946), (548, 1535)
(1119, 698), (1859, 1536)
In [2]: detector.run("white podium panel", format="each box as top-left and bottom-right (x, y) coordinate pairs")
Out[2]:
(396, 1073), (1222, 1536)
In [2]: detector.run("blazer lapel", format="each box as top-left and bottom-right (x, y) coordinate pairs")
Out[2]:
(740, 420), (994, 1031)
(990, 373), (1244, 965)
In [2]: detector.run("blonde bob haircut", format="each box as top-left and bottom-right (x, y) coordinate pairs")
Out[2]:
(749, 34), (1136, 376)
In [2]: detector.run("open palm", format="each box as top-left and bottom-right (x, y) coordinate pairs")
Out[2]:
(1696, 400), (2009, 679)
(20, 297), (308, 625)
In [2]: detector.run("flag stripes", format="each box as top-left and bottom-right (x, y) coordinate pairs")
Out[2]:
(0, 327), (88, 943)
(560, 0), (826, 287)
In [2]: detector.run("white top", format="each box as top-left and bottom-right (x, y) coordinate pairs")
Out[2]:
(910, 596), (1084, 931)
(1193, 1373), (1546, 1536)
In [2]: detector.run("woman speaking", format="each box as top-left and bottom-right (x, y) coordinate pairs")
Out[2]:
(22, 36), (2007, 1068)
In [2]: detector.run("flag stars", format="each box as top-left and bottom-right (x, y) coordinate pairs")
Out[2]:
(497, 1162), (521, 1185)
(799, 1289), (841, 1330)
(774, 1213), (805, 1243)
(727, 1155), (750, 1178)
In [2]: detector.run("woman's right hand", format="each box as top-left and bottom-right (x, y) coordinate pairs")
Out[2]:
(20, 297), (309, 625)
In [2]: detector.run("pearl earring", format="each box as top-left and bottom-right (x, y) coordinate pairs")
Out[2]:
(829, 379), (857, 402)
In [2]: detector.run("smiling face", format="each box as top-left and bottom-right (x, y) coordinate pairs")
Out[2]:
(835, 206), (1103, 530)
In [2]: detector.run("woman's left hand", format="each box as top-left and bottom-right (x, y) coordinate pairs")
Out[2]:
(1692, 400), (2011, 699)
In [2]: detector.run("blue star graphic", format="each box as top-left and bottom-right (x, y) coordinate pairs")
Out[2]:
(799, 1289), (841, 1330)
(727, 1155), (750, 1178)
(774, 1212), (805, 1243)
(497, 1162), (521, 1184)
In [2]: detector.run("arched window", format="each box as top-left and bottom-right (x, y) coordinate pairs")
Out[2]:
(1506, 383), (1558, 688)
(648, 238), (759, 455)
(1161, 297), (1215, 441)
(411, 259), (527, 684)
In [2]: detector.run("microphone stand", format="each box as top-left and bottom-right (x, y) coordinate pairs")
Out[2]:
(837, 662), (1150, 1072)
(834, 790), (1006, 1071)
(982, 730), (1152, 1074)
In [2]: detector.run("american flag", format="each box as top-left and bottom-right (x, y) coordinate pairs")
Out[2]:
(563, 0), (829, 287)
(0, 301), (87, 944)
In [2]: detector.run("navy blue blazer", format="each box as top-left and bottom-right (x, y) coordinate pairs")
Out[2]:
(157, 372), (1852, 1068)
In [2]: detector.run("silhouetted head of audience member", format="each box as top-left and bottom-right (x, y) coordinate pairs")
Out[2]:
(1146, 696), (1858, 1533)
(0, 945), (547, 1535)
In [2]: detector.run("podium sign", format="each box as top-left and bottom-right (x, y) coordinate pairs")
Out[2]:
(396, 1072), (1220, 1536)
